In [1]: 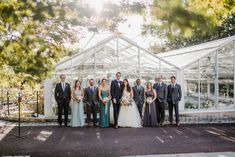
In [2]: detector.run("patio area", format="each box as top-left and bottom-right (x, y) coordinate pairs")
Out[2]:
(0, 124), (234, 157)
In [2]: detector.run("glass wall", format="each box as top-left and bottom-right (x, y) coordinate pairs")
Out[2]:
(184, 41), (235, 110)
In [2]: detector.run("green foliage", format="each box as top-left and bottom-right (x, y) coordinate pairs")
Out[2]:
(143, 0), (235, 51)
(0, 0), (74, 87)
(0, 0), (146, 88)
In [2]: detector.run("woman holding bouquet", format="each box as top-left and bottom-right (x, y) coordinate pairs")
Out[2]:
(118, 79), (142, 128)
(143, 82), (157, 127)
(98, 79), (111, 128)
(71, 80), (85, 127)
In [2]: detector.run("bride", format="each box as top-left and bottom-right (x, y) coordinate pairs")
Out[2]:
(118, 79), (142, 128)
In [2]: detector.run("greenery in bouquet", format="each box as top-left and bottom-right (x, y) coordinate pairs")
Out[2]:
(120, 98), (133, 106)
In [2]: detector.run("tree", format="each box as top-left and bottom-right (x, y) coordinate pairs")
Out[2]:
(0, 0), (144, 88)
(142, 0), (235, 51)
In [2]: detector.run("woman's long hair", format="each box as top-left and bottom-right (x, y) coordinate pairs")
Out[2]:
(121, 79), (131, 93)
(146, 82), (153, 91)
(74, 80), (81, 90)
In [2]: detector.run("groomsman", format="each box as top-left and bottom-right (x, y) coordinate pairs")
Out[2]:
(54, 74), (71, 127)
(110, 72), (123, 129)
(153, 75), (168, 126)
(84, 79), (99, 126)
(167, 76), (182, 127)
(132, 79), (145, 118)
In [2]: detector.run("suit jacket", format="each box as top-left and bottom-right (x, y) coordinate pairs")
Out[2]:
(132, 85), (145, 105)
(167, 84), (182, 104)
(54, 82), (71, 102)
(110, 80), (123, 101)
(153, 82), (168, 103)
(84, 86), (99, 106)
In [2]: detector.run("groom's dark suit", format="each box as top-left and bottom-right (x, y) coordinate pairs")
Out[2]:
(111, 79), (123, 126)
(54, 82), (71, 126)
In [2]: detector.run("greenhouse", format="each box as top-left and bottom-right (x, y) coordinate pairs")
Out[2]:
(44, 33), (235, 117)
(158, 35), (235, 110)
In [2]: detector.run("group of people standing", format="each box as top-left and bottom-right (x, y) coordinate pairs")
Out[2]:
(54, 72), (182, 128)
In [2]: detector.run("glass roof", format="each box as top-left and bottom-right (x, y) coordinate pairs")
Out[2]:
(157, 35), (235, 68)
(55, 34), (180, 80)
(55, 34), (234, 81)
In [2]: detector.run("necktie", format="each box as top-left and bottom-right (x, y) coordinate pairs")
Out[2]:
(157, 83), (160, 90)
(62, 83), (65, 91)
(91, 87), (94, 94)
(171, 84), (174, 92)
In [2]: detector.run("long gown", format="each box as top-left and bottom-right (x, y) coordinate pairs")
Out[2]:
(118, 90), (142, 128)
(143, 90), (157, 127)
(71, 90), (85, 127)
(99, 90), (110, 128)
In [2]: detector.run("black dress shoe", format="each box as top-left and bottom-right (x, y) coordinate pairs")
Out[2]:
(93, 123), (99, 127)
(176, 122), (180, 127)
(58, 124), (62, 128)
(114, 125), (119, 129)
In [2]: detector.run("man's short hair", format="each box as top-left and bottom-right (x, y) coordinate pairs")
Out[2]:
(158, 75), (163, 79)
(60, 74), (66, 78)
(171, 76), (176, 80)
(116, 72), (121, 76)
(89, 79), (94, 82)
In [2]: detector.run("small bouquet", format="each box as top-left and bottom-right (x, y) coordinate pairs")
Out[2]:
(75, 96), (83, 103)
(102, 97), (110, 114)
(146, 97), (153, 115)
(146, 97), (153, 105)
(102, 97), (109, 105)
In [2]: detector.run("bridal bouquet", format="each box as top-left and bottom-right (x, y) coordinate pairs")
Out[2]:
(146, 97), (153, 105)
(120, 97), (133, 106)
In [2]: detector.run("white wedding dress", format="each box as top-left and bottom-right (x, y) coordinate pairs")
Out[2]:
(118, 90), (142, 128)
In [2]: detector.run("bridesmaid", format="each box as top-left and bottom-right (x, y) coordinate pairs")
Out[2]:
(98, 79), (111, 128)
(71, 80), (85, 127)
(143, 82), (158, 127)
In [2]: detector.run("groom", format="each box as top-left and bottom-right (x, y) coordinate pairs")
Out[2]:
(111, 72), (123, 129)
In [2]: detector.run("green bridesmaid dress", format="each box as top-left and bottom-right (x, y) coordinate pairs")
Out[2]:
(99, 90), (110, 128)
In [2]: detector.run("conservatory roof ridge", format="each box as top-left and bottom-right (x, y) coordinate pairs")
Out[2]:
(55, 33), (181, 70)
(155, 35), (235, 69)
(158, 35), (235, 57)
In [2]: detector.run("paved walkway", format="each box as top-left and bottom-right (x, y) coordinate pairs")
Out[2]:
(0, 124), (234, 157)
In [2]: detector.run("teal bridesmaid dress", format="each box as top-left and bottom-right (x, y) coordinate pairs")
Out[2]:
(71, 90), (85, 127)
(99, 90), (110, 128)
